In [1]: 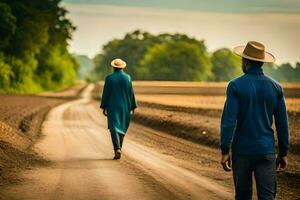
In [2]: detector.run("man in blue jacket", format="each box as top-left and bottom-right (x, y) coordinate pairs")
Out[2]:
(220, 41), (289, 200)
(100, 58), (137, 159)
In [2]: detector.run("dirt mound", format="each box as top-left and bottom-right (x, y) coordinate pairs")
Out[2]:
(0, 95), (66, 149)
(0, 141), (49, 186)
(0, 122), (31, 151)
(134, 102), (300, 154)
(133, 106), (221, 148)
(0, 95), (65, 186)
(0, 83), (86, 186)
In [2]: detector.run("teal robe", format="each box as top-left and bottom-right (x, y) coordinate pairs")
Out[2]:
(100, 70), (137, 135)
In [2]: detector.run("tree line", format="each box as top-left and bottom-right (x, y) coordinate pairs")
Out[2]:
(0, 0), (78, 93)
(90, 30), (300, 82)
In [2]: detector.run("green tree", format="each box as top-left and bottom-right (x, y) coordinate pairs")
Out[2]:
(0, 0), (78, 93)
(211, 48), (242, 81)
(277, 63), (298, 82)
(75, 54), (94, 80)
(0, 53), (13, 90)
(0, 3), (16, 50)
(139, 41), (212, 81)
(93, 30), (212, 81)
(92, 30), (299, 82)
(264, 62), (300, 82)
(93, 53), (110, 80)
(94, 30), (156, 79)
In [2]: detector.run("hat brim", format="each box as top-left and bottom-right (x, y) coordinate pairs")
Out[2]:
(233, 46), (275, 63)
(111, 61), (126, 69)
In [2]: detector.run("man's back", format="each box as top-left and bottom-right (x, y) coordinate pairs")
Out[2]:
(221, 66), (289, 156)
(220, 41), (288, 200)
(103, 70), (134, 111)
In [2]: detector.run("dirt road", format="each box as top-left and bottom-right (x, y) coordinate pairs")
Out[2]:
(1, 84), (232, 200)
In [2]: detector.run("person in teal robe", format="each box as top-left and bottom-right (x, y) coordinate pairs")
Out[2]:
(100, 58), (137, 159)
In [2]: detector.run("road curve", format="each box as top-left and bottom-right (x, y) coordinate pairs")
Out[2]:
(2, 84), (232, 200)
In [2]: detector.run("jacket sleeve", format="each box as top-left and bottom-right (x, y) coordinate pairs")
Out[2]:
(130, 81), (137, 111)
(100, 77), (110, 109)
(274, 87), (289, 157)
(220, 82), (239, 155)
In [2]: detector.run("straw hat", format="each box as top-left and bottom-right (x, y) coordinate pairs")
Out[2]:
(111, 58), (126, 69)
(233, 41), (275, 63)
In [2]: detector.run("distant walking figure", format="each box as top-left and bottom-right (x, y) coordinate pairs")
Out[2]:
(220, 41), (289, 200)
(100, 58), (137, 159)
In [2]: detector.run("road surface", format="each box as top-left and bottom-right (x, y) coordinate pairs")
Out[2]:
(1, 84), (232, 200)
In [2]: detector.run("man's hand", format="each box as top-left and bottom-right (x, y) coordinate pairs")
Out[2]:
(102, 109), (107, 117)
(221, 154), (232, 172)
(276, 156), (288, 172)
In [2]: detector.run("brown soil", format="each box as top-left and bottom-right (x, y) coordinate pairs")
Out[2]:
(94, 81), (300, 98)
(1, 86), (232, 200)
(93, 82), (300, 199)
(131, 103), (300, 200)
(0, 83), (86, 186)
(0, 141), (49, 187)
(134, 102), (300, 154)
(1, 83), (298, 199)
(127, 122), (300, 200)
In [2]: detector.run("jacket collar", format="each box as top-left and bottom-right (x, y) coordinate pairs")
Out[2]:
(113, 69), (123, 73)
(245, 66), (264, 75)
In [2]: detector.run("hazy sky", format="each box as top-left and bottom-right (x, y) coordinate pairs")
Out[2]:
(63, 0), (300, 64)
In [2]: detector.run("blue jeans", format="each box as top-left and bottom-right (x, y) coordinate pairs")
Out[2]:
(232, 154), (276, 200)
(110, 131), (124, 150)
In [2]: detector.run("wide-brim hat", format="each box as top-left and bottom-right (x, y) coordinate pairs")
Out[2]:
(111, 58), (126, 69)
(233, 41), (275, 63)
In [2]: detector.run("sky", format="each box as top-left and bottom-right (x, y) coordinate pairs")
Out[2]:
(62, 0), (300, 64)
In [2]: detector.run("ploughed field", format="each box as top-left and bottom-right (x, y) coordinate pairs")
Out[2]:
(95, 81), (300, 153)
(133, 81), (300, 111)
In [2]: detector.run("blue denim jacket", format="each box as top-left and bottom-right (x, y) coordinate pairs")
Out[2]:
(220, 66), (289, 156)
